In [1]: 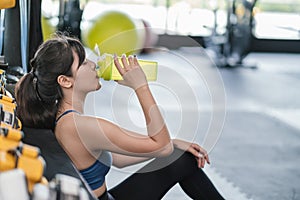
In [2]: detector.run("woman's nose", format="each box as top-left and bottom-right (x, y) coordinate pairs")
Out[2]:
(87, 59), (96, 70)
(92, 63), (97, 70)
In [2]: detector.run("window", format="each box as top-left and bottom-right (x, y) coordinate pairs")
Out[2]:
(42, 0), (300, 40)
(42, 0), (225, 36)
(252, 0), (300, 39)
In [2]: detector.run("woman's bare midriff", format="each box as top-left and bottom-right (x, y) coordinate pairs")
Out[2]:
(93, 182), (107, 198)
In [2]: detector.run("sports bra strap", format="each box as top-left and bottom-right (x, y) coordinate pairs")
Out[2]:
(55, 110), (81, 123)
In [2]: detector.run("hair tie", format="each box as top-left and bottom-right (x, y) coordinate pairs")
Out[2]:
(32, 74), (43, 102)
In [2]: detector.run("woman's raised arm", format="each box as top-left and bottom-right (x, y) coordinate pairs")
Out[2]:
(66, 55), (173, 157)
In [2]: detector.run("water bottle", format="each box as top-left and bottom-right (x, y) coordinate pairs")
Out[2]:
(96, 53), (158, 81)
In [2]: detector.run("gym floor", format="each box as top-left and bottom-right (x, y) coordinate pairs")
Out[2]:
(85, 46), (300, 200)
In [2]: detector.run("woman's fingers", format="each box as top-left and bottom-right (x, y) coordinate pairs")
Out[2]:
(114, 54), (139, 76)
(189, 143), (211, 168)
(128, 55), (135, 67)
(173, 140), (211, 168)
(187, 146), (205, 168)
(188, 146), (201, 158)
(133, 55), (139, 66)
(191, 143), (210, 164)
(196, 155), (204, 168)
(204, 153), (210, 164)
(114, 54), (126, 75)
(115, 54), (148, 90)
(121, 54), (130, 71)
(201, 156), (206, 167)
(199, 148), (210, 165)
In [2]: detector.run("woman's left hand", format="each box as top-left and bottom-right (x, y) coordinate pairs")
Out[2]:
(172, 139), (210, 168)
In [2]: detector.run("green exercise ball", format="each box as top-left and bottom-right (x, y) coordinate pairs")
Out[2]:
(41, 15), (56, 41)
(82, 11), (141, 56)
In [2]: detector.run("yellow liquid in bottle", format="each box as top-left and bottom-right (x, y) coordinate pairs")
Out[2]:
(97, 54), (158, 81)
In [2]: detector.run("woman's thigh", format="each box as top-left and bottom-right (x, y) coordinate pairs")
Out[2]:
(108, 149), (197, 200)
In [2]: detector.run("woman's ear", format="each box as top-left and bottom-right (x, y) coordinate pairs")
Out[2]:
(57, 75), (73, 88)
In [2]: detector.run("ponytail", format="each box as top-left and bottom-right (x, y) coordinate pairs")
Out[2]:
(15, 72), (57, 129)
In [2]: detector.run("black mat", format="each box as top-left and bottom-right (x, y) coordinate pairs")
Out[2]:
(22, 127), (97, 200)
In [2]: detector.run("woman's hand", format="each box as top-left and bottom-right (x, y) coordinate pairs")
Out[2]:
(173, 139), (210, 168)
(114, 54), (148, 91)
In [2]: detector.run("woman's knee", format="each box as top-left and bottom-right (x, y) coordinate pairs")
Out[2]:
(167, 148), (198, 170)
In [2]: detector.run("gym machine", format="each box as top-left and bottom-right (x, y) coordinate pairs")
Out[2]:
(204, 0), (258, 68)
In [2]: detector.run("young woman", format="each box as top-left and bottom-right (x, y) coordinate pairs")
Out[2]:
(15, 34), (224, 200)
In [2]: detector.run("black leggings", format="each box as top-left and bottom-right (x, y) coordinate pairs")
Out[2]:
(103, 148), (224, 200)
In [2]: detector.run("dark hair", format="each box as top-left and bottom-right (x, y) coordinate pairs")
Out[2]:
(15, 33), (86, 130)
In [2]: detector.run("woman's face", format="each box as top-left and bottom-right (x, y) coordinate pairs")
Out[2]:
(71, 51), (101, 94)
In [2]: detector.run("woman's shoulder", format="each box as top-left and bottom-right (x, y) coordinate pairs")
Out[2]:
(75, 114), (118, 127)
(56, 114), (116, 136)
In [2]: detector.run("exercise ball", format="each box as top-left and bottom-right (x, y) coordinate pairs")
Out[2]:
(41, 15), (56, 41)
(81, 11), (141, 56)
